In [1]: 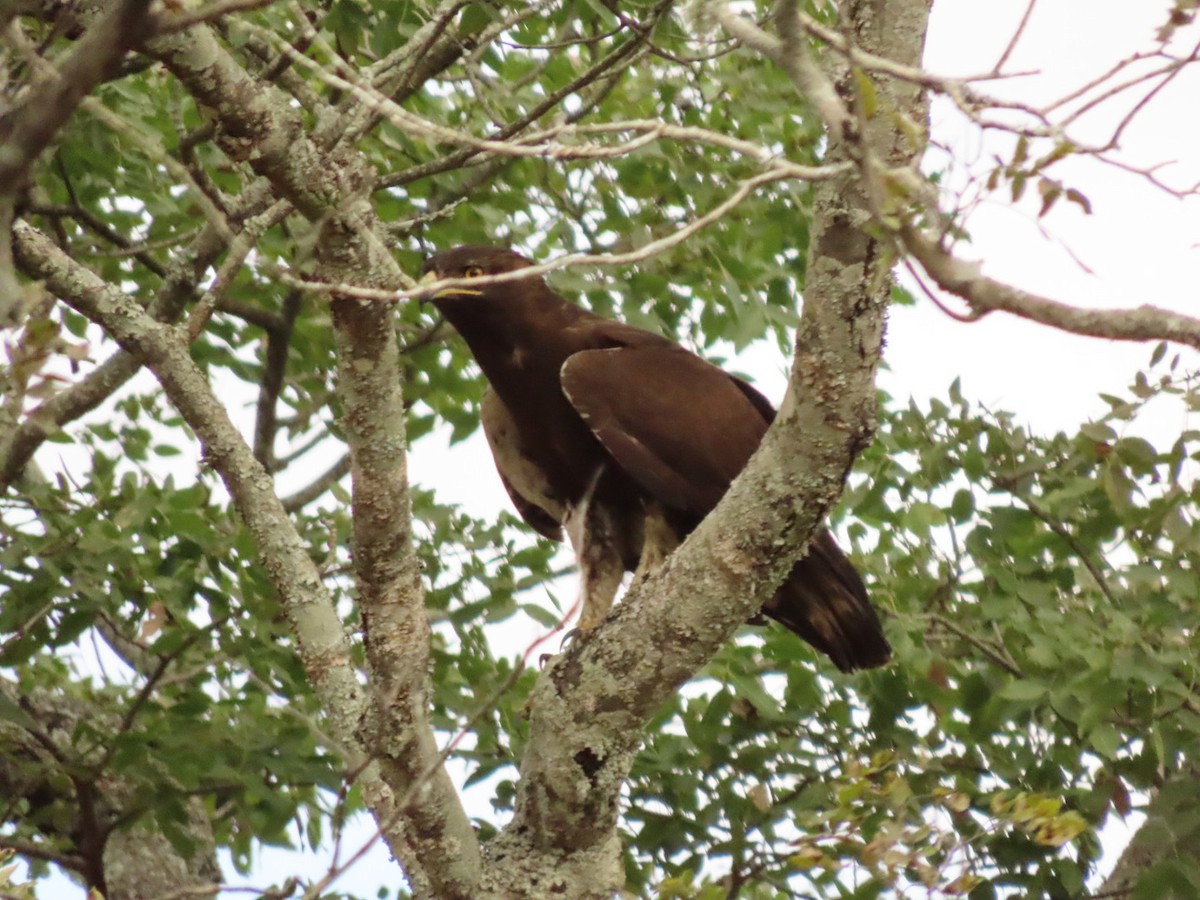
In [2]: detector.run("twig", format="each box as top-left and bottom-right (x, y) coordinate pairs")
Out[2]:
(254, 291), (302, 470)
(274, 165), (848, 303)
(993, 0), (1039, 73)
(282, 454), (351, 511)
(928, 613), (1024, 678)
(900, 222), (1200, 351)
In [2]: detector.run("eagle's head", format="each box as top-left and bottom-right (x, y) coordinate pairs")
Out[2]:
(419, 245), (534, 301)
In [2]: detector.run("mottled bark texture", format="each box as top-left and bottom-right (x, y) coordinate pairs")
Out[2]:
(11, 219), (381, 894)
(0, 681), (220, 899)
(6, 0), (933, 897)
(148, 21), (482, 898)
(477, 2), (932, 897)
(1099, 766), (1200, 898)
(0, 0), (152, 326)
(0, 207), (243, 488)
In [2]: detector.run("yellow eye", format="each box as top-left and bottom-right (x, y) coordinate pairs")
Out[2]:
(463, 265), (485, 278)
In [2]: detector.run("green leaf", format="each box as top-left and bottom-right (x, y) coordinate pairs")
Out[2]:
(949, 489), (975, 522)
(0, 693), (36, 729)
(1088, 723), (1122, 760)
(1080, 421), (1117, 442)
(854, 68), (878, 118)
(1132, 858), (1200, 899)
(997, 680), (1048, 702)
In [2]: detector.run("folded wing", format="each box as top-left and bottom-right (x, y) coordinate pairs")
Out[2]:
(561, 342), (890, 672)
(561, 345), (768, 515)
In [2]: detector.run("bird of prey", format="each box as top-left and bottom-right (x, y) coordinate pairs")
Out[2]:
(420, 245), (890, 672)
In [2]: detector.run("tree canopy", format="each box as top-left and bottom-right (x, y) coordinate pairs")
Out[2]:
(2, 1), (1199, 899)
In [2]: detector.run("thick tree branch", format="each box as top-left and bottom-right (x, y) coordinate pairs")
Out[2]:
(716, 1), (1200, 352)
(2, 222), (218, 490)
(481, 2), (931, 894)
(8, 220), (439, 893)
(0, 0), (151, 189)
(12, 222), (359, 718)
(0, 0), (153, 326)
(149, 22), (480, 896)
(1, 185), (281, 491)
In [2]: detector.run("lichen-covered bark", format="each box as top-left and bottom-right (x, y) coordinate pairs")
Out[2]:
(11, 219), (392, 890)
(0, 680), (220, 899)
(1099, 765), (1200, 897)
(102, 810), (220, 900)
(0, 0), (152, 326)
(149, 23), (482, 898)
(8, 2), (933, 896)
(0, 195), (259, 488)
(479, 2), (932, 896)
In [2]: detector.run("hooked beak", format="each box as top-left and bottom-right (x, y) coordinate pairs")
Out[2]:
(418, 269), (483, 304)
(417, 270), (439, 306)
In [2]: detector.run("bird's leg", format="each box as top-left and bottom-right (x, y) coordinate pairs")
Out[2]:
(576, 543), (624, 632)
(564, 465), (625, 632)
(629, 502), (680, 589)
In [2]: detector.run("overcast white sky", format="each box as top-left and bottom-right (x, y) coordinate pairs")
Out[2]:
(403, 4), (1200, 896)
(891, 0), (1200, 431)
(27, 0), (1200, 896)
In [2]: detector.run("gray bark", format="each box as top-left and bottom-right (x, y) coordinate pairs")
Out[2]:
(1099, 766), (1200, 898)
(5, 0), (932, 896)
(478, 0), (932, 896)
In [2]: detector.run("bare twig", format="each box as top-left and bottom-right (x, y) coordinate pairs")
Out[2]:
(928, 613), (1024, 678)
(900, 222), (1200, 350)
(993, 0), (1039, 73)
(281, 454), (351, 511)
(1008, 488), (1120, 609)
(712, 1), (1200, 353)
(254, 291), (302, 470)
(273, 165), (848, 303)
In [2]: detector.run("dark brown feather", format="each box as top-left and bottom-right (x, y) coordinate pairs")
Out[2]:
(421, 246), (890, 671)
(561, 345), (767, 514)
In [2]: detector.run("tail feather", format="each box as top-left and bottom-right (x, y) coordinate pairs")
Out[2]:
(761, 530), (890, 672)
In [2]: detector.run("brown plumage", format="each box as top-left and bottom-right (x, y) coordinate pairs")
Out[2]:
(420, 245), (890, 672)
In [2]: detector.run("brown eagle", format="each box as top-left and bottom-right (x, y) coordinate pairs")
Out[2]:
(420, 245), (889, 672)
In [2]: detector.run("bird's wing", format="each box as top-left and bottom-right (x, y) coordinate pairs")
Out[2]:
(480, 388), (565, 541)
(762, 531), (891, 672)
(560, 344), (769, 516)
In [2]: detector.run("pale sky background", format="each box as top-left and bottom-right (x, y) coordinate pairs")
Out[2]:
(21, 0), (1200, 896)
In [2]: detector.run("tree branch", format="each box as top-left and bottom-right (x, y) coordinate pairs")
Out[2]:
(9, 219), (437, 893)
(900, 222), (1200, 350)
(1, 185), (281, 491)
(253, 290), (302, 470)
(281, 453), (351, 512)
(0, 0), (153, 326)
(480, 2), (931, 894)
(0, 0), (152, 190)
(149, 21), (481, 896)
